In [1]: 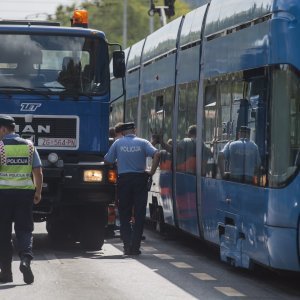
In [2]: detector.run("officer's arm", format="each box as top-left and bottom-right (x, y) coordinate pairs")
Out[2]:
(104, 142), (117, 164)
(149, 151), (160, 176)
(161, 139), (173, 153)
(104, 156), (115, 165)
(32, 167), (43, 205)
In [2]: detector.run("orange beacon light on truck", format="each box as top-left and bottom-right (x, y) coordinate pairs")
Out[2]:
(71, 9), (88, 28)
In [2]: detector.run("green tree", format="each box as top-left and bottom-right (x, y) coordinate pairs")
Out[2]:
(50, 0), (190, 47)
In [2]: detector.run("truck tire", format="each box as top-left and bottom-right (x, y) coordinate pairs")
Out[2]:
(46, 218), (68, 241)
(79, 206), (107, 251)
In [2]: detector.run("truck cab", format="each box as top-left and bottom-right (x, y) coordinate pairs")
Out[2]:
(0, 12), (124, 250)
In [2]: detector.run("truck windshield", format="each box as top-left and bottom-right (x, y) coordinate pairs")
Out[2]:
(0, 34), (109, 96)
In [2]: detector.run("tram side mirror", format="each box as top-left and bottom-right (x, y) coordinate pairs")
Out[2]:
(113, 50), (125, 78)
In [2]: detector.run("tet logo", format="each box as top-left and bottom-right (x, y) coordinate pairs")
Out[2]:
(20, 103), (42, 112)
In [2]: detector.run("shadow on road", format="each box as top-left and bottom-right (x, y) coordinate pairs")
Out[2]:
(16, 223), (300, 299)
(0, 283), (27, 290)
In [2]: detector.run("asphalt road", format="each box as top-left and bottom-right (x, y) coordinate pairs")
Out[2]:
(1, 223), (300, 300)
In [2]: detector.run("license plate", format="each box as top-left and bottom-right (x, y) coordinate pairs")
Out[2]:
(38, 138), (76, 147)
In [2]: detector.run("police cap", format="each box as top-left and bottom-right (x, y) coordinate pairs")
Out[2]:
(115, 122), (124, 134)
(0, 115), (15, 127)
(239, 126), (251, 133)
(121, 122), (135, 131)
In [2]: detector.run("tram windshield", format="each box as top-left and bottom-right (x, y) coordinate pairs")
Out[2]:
(269, 65), (300, 187)
(0, 34), (109, 96)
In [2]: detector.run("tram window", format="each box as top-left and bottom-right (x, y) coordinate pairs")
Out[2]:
(140, 94), (153, 140)
(156, 95), (164, 111)
(149, 95), (164, 138)
(203, 84), (217, 177)
(269, 65), (300, 187)
(163, 88), (173, 143)
(176, 82), (198, 174)
(110, 98), (124, 127)
(219, 83), (231, 141)
(232, 81), (245, 139)
(204, 74), (264, 184)
(177, 86), (188, 140)
(204, 85), (217, 142)
(125, 97), (138, 125)
(141, 90), (174, 144)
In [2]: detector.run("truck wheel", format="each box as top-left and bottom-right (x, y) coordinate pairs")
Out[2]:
(79, 206), (106, 251)
(46, 218), (68, 241)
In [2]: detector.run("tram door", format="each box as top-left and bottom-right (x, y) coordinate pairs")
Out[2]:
(202, 71), (268, 267)
(147, 91), (175, 226)
(174, 82), (199, 236)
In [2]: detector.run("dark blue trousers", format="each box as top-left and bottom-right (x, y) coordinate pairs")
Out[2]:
(117, 173), (148, 251)
(0, 190), (34, 271)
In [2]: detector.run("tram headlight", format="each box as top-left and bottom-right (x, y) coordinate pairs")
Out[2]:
(48, 152), (59, 164)
(83, 170), (103, 182)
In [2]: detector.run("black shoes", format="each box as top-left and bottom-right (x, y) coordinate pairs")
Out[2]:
(0, 257), (34, 284)
(0, 271), (13, 283)
(130, 249), (141, 256)
(123, 246), (141, 256)
(20, 257), (34, 284)
(123, 246), (131, 255)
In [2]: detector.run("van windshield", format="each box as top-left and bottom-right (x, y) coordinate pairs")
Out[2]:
(0, 34), (109, 96)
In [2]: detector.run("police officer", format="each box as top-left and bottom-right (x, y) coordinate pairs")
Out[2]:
(218, 126), (261, 183)
(0, 115), (43, 284)
(114, 122), (124, 140)
(104, 122), (160, 255)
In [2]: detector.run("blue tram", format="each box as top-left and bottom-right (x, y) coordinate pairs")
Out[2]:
(110, 0), (300, 271)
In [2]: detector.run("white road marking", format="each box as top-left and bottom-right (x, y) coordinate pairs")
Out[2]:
(102, 243), (124, 255)
(191, 273), (216, 281)
(141, 246), (158, 252)
(153, 253), (174, 260)
(214, 287), (245, 297)
(171, 262), (193, 269)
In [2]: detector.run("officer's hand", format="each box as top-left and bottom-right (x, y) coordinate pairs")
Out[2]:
(33, 192), (42, 204)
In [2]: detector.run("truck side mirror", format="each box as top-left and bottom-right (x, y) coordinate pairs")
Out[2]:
(113, 50), (125, 78)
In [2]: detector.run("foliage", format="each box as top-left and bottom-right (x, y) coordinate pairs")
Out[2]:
(50, 0), (191, 47)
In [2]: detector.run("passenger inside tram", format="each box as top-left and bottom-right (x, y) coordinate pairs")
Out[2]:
(156, 125), (212, 175)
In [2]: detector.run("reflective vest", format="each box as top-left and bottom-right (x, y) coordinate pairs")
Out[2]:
(0, 138), (35, 190)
